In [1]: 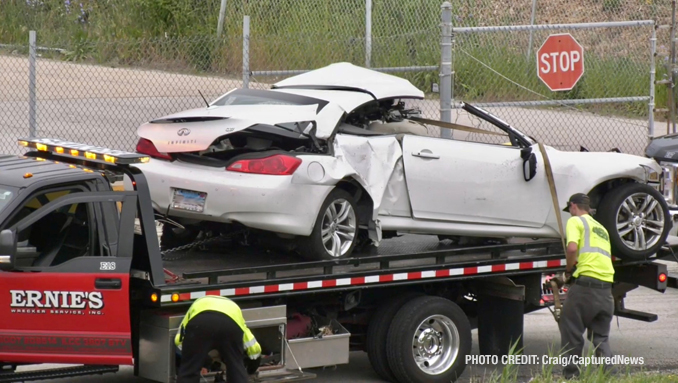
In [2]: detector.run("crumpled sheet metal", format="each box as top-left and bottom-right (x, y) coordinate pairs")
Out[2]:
(331, 134), (403, 242)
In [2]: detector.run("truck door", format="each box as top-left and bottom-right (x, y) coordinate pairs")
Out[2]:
(0, 190), (138, 366)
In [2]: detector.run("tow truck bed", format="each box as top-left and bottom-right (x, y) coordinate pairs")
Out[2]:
(155, 235), (568, 304)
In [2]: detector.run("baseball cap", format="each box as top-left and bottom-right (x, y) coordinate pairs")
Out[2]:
(563, 193), (590, 212)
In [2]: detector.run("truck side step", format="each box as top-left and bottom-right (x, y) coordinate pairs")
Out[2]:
(0, 365), (118, 382)
(614, 307), (658, 322)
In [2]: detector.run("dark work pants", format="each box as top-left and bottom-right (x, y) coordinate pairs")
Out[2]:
(177, 310), (248, 383)
(559, 276), (614, 377)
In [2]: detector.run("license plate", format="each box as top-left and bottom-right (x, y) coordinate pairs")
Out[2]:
(171, 188), (207, 213)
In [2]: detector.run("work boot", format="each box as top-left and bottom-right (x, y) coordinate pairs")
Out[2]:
(562, 364), (580, 380)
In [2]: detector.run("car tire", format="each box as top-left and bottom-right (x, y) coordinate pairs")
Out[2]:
(160, 223), (200, 252)
(386, 296), (472, 383)
(366, 291), (424, 382)
(298, 188), (359, 261)
(596, 182), (671, 260)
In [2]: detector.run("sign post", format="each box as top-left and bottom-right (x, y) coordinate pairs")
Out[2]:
(537, 33), (584, 91)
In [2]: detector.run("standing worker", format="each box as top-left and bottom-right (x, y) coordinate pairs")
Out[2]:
(174, 295), (262, 383)
(559, 193), (616, 378)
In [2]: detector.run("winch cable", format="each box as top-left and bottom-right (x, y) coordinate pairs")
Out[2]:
(538, 141), (568, 322)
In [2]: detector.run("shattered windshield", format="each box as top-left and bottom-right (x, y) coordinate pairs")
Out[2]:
(0, 186), (16, 214)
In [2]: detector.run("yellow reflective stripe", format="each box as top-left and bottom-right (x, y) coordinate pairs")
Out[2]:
(248, 352), (261, 360)
(578, 216), (611, 258)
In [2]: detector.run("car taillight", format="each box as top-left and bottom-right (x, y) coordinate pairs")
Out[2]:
(227, 154), (302, 175)
(136, 138), (172, 161)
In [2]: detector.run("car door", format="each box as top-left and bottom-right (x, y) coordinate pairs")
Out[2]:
(401, 135), (552, 227)
(0, 191), (137, 366)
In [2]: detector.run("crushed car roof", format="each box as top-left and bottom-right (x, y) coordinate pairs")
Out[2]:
(272, 62), (425, 101)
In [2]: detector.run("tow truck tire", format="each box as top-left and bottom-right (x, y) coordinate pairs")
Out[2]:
(298, 189), (359, 261)
(386, 296), (471, 383)
(366, 291), (424, 382)
(596, 182), (671, 260)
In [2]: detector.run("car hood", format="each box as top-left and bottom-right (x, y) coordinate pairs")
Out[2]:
(544, 144), (661, 188)
(138, 103), (346, 153)
(272, 62), (425, 101)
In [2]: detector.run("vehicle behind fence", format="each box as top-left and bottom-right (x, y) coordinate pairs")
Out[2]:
(0, 0), (676, 156)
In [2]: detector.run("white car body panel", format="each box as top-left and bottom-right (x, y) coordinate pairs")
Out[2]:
(272, 62), (425, 100)
(133, 157), (333, 236)
(402, 136), (552, 227)
(139, 102), (346, 152)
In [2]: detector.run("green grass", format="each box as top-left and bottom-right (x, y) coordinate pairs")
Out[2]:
(0, 0), (673, 117)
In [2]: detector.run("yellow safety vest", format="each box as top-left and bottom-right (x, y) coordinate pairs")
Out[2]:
(174, 296), (262, 360)
(565, 214), (615, 283)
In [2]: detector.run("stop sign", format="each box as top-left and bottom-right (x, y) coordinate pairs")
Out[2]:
(536, 33), (584, 91)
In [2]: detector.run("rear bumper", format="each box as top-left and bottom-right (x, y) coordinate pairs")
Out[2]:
(129, 159), (332, 236)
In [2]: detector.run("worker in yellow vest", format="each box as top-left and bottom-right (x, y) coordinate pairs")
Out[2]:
(559, 193), (616, 379)
(174, 296), (262, 383)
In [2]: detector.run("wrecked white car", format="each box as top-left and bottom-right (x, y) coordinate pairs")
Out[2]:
(132, 62), (670, 261)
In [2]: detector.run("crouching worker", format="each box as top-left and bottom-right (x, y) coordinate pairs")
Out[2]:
(175, 296), (262, 383)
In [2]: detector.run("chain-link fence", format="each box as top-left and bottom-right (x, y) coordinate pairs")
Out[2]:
(449, 20), (657, 155)
(0, 0), (676, 156)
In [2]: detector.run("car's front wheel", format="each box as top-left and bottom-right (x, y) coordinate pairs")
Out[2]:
(298, 188), (359, 261)
(596, 182), (671, 260)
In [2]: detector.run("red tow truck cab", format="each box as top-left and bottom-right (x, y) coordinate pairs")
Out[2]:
(0, 138), (676, 383)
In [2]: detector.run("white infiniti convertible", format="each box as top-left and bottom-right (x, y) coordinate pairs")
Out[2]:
(131, 62), (670, 261)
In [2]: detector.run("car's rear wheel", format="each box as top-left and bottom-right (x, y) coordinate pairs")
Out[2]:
(596, 182), (671, 260)
(298, 188), (359, 261)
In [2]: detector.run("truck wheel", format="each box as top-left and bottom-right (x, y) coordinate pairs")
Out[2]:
(596, 182), (671, 260)
(386, 296), (471, 383)
(160, 223), (200, 251)
(298, 189), (358, 261)
(366, 291), (424, 382)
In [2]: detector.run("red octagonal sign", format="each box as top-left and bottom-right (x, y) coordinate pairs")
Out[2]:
(537, 33), (584, 91)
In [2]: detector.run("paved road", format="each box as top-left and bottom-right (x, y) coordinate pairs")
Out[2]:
(19, 268), (678, 382)
(0, 54), (656, 157)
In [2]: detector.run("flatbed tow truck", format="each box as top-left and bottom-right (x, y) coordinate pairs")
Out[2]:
(1, 138), (678, 383)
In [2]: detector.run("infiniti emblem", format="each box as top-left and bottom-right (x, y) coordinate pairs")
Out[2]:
(177, 128), (191, 136)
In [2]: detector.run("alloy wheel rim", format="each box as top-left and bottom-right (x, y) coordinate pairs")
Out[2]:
(615, 192), (665, 250)
(321, 199), (357, 258)
(411, 314), (460, 375)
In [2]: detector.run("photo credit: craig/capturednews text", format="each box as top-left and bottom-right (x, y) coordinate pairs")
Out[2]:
(466, 354), (645, 366)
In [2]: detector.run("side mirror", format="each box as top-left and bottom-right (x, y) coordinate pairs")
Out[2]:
(0, 229), (17, 271)
(522, 153), (537, 182)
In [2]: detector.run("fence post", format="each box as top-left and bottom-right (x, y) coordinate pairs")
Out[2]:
(526, 0), (537, 61)
(440, 2), (452, 138)
(28, 30), (37, 138)
(365, 0), (372, 68)
(217, 0), (228, 38)
(649, 24), (657, 141)
(243, 15), (250, 89)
